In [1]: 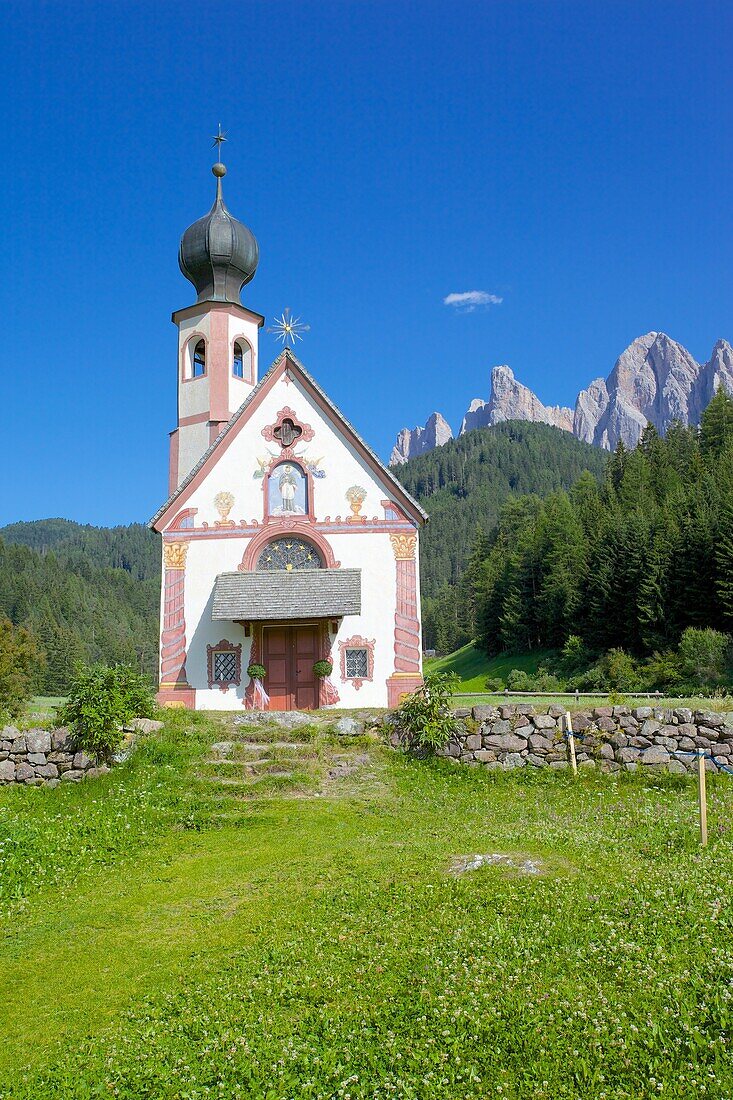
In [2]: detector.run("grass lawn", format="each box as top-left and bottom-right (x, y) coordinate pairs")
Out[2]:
(424, 642), (551, 692)
(1, 710), (733, 1098)
(425, 644), (733, 711)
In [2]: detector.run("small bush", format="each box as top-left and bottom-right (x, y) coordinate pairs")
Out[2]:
(0, 618), (45, 721)
(393, 672), (459, 751)
(247, 663), (266, 680)
(506, 669), (535, 692)
(484, 676), (505, 692)
(312, 659), (333, 678)
(58, 663), (155, 762)
(678, 627), (731, 689)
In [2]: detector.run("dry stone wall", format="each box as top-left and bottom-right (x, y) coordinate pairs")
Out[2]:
(430, 704), (733, 773)
(0, 726), (109, 787)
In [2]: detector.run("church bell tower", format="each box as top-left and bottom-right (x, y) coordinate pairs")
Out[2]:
(169, 150), (264, 492)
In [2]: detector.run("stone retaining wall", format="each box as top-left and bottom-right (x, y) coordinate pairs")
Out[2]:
(429, 704), (733, 772)
(0, 726), (108, 787)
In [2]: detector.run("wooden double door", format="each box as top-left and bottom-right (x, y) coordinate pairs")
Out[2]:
(263, 624), (320, 711)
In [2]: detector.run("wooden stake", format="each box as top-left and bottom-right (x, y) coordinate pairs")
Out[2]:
(565, 711), (577, 776)
(697, 752), (708, 847)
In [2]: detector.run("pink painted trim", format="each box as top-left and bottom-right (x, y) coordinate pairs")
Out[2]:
(168, 430), (180, 496)
(209, 310), (230, 423)
(262, 407), (315, 446)
(172, 301), (265, 327)
(207, 638), (242, 690)
(339, 635), (375, 691)
(238, 524), (339, 571)
(386, 675), (423, 708)
(159, 520), (416, 539)
(178, 412), (211, 427)
(231, 335), (255, 384)
(180, 332), (208, 382)
(394, 557), (421, 673)
(169, 508), (198, 530)
(319, 622), (340, 706)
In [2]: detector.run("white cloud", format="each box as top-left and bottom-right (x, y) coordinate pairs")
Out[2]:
(443, 290), (503, 312)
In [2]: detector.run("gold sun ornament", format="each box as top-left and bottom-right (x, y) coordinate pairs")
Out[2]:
(267, 307), (311, 346)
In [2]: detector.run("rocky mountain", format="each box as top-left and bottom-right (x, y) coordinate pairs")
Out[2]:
(460, 365), (574, 436)
(389, 411), (453, 465)
(390, 333), (733, 462)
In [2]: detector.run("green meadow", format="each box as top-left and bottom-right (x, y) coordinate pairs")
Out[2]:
(1, 709), (732, 1099)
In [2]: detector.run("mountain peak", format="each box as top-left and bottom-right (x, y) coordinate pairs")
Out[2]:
(388, 332), (733, 464)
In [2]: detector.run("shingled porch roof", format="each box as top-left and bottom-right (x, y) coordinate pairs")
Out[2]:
(212, 568), (362, 622)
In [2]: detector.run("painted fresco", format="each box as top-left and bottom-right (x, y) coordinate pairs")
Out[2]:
(267, 462), (308, 515)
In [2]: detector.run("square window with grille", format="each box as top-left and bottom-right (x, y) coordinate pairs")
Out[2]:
(213, 650), (237, 683)
(345, 648), (369, 680)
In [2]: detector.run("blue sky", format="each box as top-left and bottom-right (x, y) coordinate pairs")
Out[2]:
(3, 0), (732, 526)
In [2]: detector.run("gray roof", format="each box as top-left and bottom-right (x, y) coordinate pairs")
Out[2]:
(212, 568), (361, 621)
(150, 349), (428, 529)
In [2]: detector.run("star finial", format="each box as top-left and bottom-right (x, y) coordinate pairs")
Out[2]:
(212, 123), (227, 157)
(267, 308), (311, 347)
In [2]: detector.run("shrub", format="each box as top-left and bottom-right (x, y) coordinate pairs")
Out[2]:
(484, 676), (505, 692)
(246, 664), (266, 680)
(393, 672), (459, 751)
(533, 671), (563, 692)
(313, 659), (333, 678)
(58, 663), (155, 762)
(506, 669), (535, 691)
(0, 618), (45, 720)
(557, 634), (592, 678)
(678, 627), (731, 688)
(642, 650), (683, 691)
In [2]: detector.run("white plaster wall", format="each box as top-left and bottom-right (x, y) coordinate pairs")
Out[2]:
(178, 372), (404, 526)
(178, 422), (211, 483)
(162, 364), (423, 710)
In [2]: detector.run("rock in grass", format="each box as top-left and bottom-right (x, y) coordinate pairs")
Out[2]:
(335, 717), (363, 737)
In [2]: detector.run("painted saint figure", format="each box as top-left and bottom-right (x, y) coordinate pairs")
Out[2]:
(279, 465), (297, 512)
(267, 461), (307, 515)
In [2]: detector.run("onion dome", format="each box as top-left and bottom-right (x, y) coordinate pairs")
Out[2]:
(178, 163), (259, 304)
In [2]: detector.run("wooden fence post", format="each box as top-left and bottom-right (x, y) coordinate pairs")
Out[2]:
(565, 711), (577, 777)
(697, 752), (708, 847)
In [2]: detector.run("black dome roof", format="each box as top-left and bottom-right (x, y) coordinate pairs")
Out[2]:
(178, 164), (259, 305)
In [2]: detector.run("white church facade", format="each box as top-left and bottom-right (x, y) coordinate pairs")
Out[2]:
(150, 158), (426, 710)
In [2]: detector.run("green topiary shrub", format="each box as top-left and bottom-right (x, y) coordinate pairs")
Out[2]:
(313, 659), (333, 678)
(58, 663), (155, 762)
(393, 672), (459, 751)
(246, 664), (267, 680)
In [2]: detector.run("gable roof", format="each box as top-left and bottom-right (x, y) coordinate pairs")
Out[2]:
(149, 348), (428, 530)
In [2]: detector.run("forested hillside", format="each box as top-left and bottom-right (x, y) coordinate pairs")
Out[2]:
(395, 420), (606, 598)
(0, 522), (159, 693)
(443, 389), (733, 671)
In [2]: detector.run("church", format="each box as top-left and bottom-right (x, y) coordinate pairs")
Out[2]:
(150, 155), (427, 710)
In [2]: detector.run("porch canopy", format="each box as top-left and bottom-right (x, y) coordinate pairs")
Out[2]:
(212, 568), (361, 622)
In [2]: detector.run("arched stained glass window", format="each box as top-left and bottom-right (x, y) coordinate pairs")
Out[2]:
(192, 339), (206, 378)
(257, 538), (323, 572)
